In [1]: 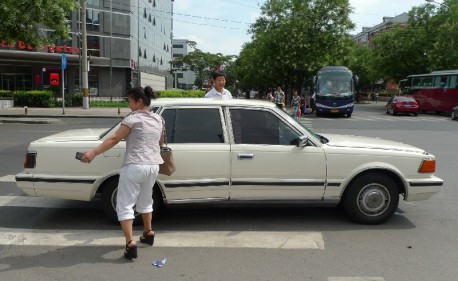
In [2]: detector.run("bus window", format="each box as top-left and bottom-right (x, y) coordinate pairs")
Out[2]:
(449, 75), (458, 89)
(434, 76), (449, 88)
(422, 76), (433, 87)
(412, 77), (422, 87)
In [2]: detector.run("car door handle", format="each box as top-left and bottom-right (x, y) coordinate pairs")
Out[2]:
(237, 153), (255, 160)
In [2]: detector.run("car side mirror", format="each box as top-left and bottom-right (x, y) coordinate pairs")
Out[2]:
(295, 135), (308, 147)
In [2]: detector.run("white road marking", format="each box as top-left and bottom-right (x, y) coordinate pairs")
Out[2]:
(0, 195), (324, 249)
(0, 175), (15, 183)
(328, 277), (385, 281)
(0, 229), (325, 249)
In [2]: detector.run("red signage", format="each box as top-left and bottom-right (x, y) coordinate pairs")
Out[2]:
(0, 40), (80, 55)
(50, 73), (59, 86)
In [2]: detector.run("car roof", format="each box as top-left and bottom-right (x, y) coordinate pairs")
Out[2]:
(150, 98), (277, 108)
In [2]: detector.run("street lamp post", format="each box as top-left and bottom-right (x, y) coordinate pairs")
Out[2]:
(425, 0), (454, 49)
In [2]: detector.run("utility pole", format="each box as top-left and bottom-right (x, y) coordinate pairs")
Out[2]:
(81, 0), (89, 109)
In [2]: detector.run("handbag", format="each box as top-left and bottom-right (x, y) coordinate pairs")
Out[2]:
(159, 119), (176, 176)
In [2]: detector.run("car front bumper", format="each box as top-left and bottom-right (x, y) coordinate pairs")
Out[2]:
(406, 176), (443, 201)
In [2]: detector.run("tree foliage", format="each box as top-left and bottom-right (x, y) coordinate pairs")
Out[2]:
(370, 0), (458, 82)
(235, 0), (354, 92)
(171, 45), (236, 88)
(0, 0), (76, 46)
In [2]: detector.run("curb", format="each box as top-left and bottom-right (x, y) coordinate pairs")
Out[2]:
(0, 115), (123, 119)
(0, 118), (62, 124)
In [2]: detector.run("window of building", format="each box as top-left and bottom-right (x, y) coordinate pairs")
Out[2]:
(230, 109), (299, 145)
(86, 9), (100, 31)
(143, 49), (147, 59)
(87, 35), (100, 57)
(161, 109), (224, 143)
(173, 44), (184, 49)
(148, 14), (152, 22)
(173, 53), (183, 58)
(177, 73), (184, 78)
(152, 54), (156, 63)
(144, 27), (147, 39)
(138, 48), (142, 57)
(153, 17), (156, 26)
(143, 8), (147, 18)
(153, 0), (156, 7)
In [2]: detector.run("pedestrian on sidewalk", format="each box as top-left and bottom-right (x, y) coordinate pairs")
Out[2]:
(274, 87), (285, 110)
(291, 90), (301, 119)
(300, 95), (306, 116)
(80, 86), (163, 260)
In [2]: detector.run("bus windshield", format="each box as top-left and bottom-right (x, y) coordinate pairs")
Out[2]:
(317, 72), (353, 100)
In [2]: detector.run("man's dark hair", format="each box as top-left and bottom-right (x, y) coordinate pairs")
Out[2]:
(212, 71), (226, 80)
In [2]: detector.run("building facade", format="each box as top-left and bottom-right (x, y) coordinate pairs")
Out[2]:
(0, 0), (174, 97)
(353, 13), (408, 47)
(171, 39), (197, 89)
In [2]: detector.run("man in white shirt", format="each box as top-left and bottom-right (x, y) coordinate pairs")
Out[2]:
(204, 71), (232, 99)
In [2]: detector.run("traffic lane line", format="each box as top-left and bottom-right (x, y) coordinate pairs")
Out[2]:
(0, 229), (324, 249)
(0, 175), (15, 182)
(329, 278), (385, 281)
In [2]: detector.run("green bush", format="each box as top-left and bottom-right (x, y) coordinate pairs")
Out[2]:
(55, 93), (84, 107)
(157, 89), (205, 98)
(90, 100), (129, 107)
(14, 90), (55, 107)
(0, 90), (14, 98)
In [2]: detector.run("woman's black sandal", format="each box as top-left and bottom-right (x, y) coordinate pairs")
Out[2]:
(124, 240), (138, 260)
(140, 230), (155, 246)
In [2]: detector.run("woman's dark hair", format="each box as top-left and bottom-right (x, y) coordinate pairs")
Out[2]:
(127, 86), (157, 106)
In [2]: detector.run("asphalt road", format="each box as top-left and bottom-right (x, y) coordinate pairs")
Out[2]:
(0, 104), (457, 281)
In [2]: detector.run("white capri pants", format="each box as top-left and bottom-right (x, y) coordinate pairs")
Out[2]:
(116, 164), (159, 221)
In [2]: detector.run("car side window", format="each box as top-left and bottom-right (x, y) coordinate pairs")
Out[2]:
(161, 108), (224, 143)
(230, 109), (300, 145)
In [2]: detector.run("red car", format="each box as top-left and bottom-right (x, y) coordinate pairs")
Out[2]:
(386, 96), (419, 116)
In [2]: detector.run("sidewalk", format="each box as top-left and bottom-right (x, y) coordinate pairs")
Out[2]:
(0, 107), (127, 124)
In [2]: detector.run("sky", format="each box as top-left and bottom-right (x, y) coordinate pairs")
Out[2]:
(172, 0), (429, 56)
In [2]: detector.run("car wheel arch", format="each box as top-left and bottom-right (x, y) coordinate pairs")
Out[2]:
(340, 168), (407, 200)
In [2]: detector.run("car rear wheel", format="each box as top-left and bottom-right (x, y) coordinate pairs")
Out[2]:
(101, 177), (163, 224)
(342, 173), (399, 224)
(452, 111), (456, 120)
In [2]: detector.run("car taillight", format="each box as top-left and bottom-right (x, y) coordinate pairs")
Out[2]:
(418, 159), (435, 173)
(24, 152), (37, 168)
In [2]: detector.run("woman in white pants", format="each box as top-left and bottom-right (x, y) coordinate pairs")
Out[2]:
(81, 86), (163, 260)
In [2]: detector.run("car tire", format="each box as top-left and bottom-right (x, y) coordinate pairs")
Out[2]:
(413, 113), (418, 116)
(346, 113), (352, 118)
(452, 111), (456, 120)
(385, 108), (389, 114)
(101, 177), (163, 224)
(342, 173), (399, 224)
(392, 110), (397, 116)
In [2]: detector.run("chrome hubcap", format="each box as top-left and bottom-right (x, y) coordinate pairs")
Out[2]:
(357, 184), (390, 216)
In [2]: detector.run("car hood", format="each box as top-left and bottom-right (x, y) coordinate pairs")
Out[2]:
(34, 128), (108, 142)
(320, 133), (426, 154)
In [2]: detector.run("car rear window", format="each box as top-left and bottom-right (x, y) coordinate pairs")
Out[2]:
(161, 108), (224, 143)
(396, 97), (416, 102)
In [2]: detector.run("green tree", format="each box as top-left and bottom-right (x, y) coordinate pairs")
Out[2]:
(236, 0), (354, 92)
(0, 0), (76, 46)
(171, 46), (236, 89)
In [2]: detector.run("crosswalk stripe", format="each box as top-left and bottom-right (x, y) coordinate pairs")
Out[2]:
(0, 196), (325, 249)
(0, 175), (15, 182)
(328, 277), (385, 281)
(0, 229), (325, 249)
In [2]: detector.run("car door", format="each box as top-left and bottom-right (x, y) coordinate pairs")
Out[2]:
(228, 108), (327, 201)
(159, 107), (231, 203)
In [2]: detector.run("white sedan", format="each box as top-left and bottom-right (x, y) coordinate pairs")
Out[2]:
(16, 98), (443, 224)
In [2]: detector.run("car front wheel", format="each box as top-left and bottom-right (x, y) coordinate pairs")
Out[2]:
(342, 173), (399, 224)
